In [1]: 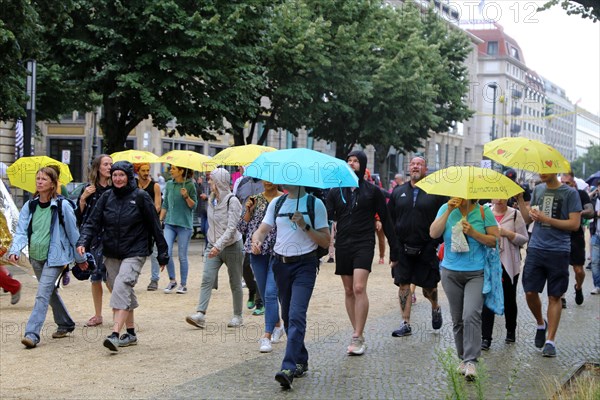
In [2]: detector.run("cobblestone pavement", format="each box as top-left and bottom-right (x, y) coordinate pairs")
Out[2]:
(156, 266), (599, 400)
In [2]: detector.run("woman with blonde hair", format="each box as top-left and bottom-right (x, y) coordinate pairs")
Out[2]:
(9, 166), (88, 348)
(76, 154), (112, 327)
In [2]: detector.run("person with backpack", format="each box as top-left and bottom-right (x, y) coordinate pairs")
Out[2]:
(76, 154), (113, 328)
(76, 161), (168, 352)
(160, 165), (197, 294)
(186, 167), (244, 329)
(480, 199), (529, 350)
(251, 184), (330, 389)
(9, 166), (88, 349)
(326, 150), (399, 356)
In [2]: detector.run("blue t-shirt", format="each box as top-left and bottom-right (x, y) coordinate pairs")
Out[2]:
(529, 183), (582, 252)
(437, 203), (497, 272)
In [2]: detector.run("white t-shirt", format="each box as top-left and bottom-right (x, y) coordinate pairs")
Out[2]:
(263, 194), (328, 257)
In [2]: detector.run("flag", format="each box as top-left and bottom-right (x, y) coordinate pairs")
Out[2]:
(14, 119), (23, 159)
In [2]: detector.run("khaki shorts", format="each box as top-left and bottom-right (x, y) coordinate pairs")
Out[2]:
(105, 256), (146, 311)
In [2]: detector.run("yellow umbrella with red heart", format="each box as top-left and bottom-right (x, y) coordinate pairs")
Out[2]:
(483, 137), (571, 174)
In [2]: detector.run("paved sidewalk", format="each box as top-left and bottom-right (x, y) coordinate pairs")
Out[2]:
(156, 265), (600, 399)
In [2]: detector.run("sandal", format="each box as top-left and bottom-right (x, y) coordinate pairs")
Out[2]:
(85, 316), (103, 327)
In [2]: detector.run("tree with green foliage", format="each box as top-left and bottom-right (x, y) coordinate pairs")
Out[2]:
(538, 0), (599, 22)
(570, 143), (600, 179)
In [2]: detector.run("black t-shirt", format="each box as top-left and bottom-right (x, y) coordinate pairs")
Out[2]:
(573, 189), (591, 236)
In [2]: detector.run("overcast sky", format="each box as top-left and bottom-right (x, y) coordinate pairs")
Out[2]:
(450, 0), (600, 115)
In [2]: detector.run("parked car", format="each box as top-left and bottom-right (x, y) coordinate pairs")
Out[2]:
(67, 182), (87, 201)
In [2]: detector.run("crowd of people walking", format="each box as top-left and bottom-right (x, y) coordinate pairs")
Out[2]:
(3, 149), (599, 390)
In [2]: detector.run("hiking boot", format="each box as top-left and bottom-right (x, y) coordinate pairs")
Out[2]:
(227, 316), (243, 327)
(118, 333), (138, 347)
(271, 326), (285, 343)
(464, 362), (477, 381)
(259, 337), (272, 353)
(103, 335), (119, 352)
(275, 370), (294, 389)
(186, 312), (206, 329)
(176, 285), (187, 294)
(574, 284), (584, 305)
(534, 320), (547, 348)
(432, 307), (443, 330)
(252, 306), (265, 316)
(10, 288), (21, 305)
(347, 336), (366, 356)
(542, 342), (557, 357)
(164, 281), (177, 294)
(505, 331), (516, 343)
(392, 322), (412, 337)
(561, 298), (567, 309)
(481, 338), (491, 351)
(147, 280), (158, 291)
(52, 327), (75, 339)
(21, 335), (38, 349)
(294, 363), (309, 378)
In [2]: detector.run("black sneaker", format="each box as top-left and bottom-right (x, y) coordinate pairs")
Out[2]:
(294, 363), (309, 378)
(432, 307), (443, 330)
(574, 284), (584, 305)
(392, 322), (412, 337)
(542, 342), (557, 357)
(481, 338), (491, 351)
(534, 320), (547, 348)
(275, 370), (294, 389)
(505, 331), (516, 343)
(561, 298), (567, 309)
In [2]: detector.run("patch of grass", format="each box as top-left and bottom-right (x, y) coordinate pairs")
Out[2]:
(545, 364), (600, 400)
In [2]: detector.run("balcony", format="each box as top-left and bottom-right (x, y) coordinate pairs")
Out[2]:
(511, 106), (522, 116)
(510, 123), (521, 134)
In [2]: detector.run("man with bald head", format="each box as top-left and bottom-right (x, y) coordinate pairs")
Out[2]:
(388, 156), (447, 337)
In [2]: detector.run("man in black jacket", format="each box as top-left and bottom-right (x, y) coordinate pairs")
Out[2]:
(388, 156), (447, 337)
(77, 161), (169, 352)
(326, 150), (399, 356)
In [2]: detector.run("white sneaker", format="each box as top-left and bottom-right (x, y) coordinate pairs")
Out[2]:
(227, 315), (243, 327)
(464, 362), (477, 381)
(185, 312), (206, 329)
(271, 326), (285, 343)
(259, 337), (272, 353)
(591, 287), (600, 295)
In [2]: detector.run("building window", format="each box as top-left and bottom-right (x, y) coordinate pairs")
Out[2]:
(487, 41), (498, 56)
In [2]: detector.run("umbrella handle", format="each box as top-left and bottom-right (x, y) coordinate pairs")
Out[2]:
(338, 181), (347, 204)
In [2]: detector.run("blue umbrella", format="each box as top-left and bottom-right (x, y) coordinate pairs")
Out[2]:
(243, 148), (358, 189)
(586, 171), (600, 186)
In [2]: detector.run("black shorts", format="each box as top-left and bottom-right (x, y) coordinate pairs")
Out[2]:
(522, 248), (569, 297)
(570, 233), (585, 266)
(335, 245), (374, 275)
(392, 242), (440, 288)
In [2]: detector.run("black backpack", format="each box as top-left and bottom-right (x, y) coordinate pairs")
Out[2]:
(273, 194), (329, 259)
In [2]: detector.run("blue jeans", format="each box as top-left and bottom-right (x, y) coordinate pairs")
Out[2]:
(25, 260), (75, 341)
(164, 224), (193, 286)
(272, 256), (319, 372)
(591, 234), (600, 288)
(250, 254), (279, 333)
(149, 243), (160, 282)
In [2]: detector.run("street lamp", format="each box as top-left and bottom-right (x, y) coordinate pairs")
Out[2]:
(488, 82), (498, 170)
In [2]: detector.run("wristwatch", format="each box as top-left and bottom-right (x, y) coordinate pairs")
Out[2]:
(304, 224), (311, 232)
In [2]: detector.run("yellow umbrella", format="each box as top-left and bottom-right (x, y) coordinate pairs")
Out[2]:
(155, 150), (213, 171)
(483, 137), (571, 174)
(210, 144), (277, 166)
(415, 166), (524, 200)
(111, 150), (159, 163)
(6, 156), (73, 194)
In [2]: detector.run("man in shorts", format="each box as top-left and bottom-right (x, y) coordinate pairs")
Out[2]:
(518, 172), (581, 357)
(387, 156), (447, 337)
(560, 172), (594, 307)
(326, 150), (399, 355)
